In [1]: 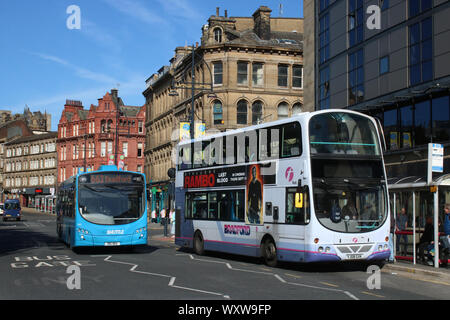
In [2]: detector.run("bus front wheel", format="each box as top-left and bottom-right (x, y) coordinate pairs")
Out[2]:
(262, 238), (278, 267)
(194, 231), (205, 256)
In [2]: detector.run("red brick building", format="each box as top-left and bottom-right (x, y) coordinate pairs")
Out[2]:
(57, 89), (146, 183)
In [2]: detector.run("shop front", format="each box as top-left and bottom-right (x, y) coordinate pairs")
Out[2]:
(147, 180), (175, 222)
(22, 188), (56, 214)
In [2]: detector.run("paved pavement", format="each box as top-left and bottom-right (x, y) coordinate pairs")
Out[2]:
(0, 208), (448, 301)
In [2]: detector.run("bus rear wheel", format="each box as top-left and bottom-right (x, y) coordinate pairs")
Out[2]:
(194, 231), (205, 256)
(262, 238), (278, 267)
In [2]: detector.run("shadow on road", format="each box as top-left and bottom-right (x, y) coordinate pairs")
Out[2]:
(176, 247), (373, 273)
(0, 224), (64, 258)
(72, 245), (159, 256)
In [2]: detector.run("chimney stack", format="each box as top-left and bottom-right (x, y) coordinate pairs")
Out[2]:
(111, 88), (118, 102)
(253, 6), (272, 41)
(225, 10), (228, 18)
(216, 7), (220, 16)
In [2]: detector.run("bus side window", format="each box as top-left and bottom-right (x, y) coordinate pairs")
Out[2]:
(281, 123), (302, 158)
(236, 191), (245, 222)
(68, 189), (75, 218)
(185, 194), (191, 219)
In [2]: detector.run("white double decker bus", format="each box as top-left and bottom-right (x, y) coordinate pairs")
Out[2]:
(174, 109), (390, 267)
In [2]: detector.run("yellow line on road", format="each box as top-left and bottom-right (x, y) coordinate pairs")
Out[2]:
(285, 273), (302, 279)
(319, 282), (339, 288)
(361, 291), (385, 298)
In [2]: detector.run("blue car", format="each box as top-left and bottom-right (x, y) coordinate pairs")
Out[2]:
(3, 199), (21, 221)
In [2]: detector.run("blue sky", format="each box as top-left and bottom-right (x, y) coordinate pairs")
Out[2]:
(0, 0), (303, 131)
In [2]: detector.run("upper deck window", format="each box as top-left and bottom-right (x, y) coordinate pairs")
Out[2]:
(309, 112), (380, 156)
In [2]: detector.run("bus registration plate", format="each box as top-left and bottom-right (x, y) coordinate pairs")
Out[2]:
(105, 242), (120, 246)
(346, 254), (363, 259)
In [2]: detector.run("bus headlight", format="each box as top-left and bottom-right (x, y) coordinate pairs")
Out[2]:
(77, 228), (90, 235)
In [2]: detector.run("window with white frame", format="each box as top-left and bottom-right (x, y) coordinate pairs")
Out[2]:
(123, 142), (128, 157)
(101, 142), (106, 157)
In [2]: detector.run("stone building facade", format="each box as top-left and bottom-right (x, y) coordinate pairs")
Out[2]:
(143, 6), (304, 211)
(0, 107), (51, 132)
(57, 90), (146, 184)
(0, 119), (36, 201)
(3, 132), (58, 207)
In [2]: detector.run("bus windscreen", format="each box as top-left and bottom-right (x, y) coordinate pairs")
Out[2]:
(309, 112), (381, 156)
(78, 173), (145, 225)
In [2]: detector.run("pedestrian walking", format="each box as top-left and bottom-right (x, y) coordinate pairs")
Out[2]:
(151, 209), (156, 223)
(161, 207), (168, 237)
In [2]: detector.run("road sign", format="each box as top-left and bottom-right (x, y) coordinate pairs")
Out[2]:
(428, 143), (444, 184)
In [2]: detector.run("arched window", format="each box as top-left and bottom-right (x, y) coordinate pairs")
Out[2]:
(252, 101), (263, 125)
(213, 100), (223, 125)
(237, 100), (248, 125)
(107, 120), (113, 132)
(214, 28), (222, 43)
(101, 120), (106, 133)
(277, 102), (289, 119)
(292, 103), (303, 115)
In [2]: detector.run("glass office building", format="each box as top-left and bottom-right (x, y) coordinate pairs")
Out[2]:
(305, 0), (450, 177)
(304, 0), (450, 263)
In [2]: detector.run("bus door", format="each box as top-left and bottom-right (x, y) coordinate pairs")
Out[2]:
(282, 187), (309, 240)
(176, 188), (194, 245)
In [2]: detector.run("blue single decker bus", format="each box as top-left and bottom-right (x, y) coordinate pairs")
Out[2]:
(56, 165), (148, 250)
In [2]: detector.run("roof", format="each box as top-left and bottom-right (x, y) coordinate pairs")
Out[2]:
(388, 174), (450, 189)
(223, 29), (303, 50)
(5, 131), (58, 146)
(121, 106), (143, 117)
(78, 110), (90, 120)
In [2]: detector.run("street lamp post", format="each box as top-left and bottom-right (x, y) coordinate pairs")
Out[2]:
(170, 45), (217, 140)
(190, 45), (196, 140)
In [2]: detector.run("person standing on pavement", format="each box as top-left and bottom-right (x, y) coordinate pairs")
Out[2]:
(151, 209), (156, 223)
(418, 216), (434, 263)
(396, 207), (409, 256)
(444, 203), (450, 236)
(442, 204), (450, 249)
(160, 207), (168, 237)
(170, 209), (175, 237)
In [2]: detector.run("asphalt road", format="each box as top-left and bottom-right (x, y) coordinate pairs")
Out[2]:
(0, 209), (448, 301)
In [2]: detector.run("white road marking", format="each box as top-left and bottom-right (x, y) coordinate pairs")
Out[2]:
(23, 222), (45, 228)
(92, 255), (229, 299)
(179, 254), (360, 300)
(0, 225), (17, 229)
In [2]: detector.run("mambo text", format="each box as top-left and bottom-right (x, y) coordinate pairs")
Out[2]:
(184, 174), (215, 188)
(224, 225), (251, 236)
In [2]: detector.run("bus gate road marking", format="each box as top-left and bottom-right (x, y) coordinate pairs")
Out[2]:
(178, 254), (359, 300)
(361, 291), (385, 298)
(285, 273), (302, 279)
(320, 282), (339, 288)
(92, 255), (230, 299)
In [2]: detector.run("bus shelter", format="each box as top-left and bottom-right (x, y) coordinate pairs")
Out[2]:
(388, 174), (450, 268)
(34, 195), (56, 214)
